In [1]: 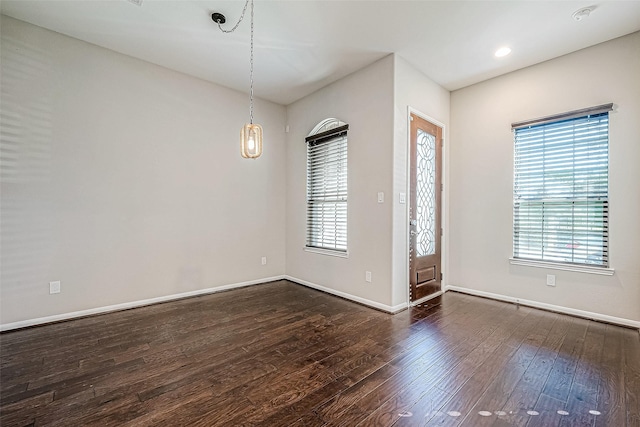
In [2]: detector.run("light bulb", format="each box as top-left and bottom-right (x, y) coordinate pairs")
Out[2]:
(495, 47), (511, 58)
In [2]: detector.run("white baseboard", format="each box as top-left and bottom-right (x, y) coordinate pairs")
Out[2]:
(445, 285), (640, 330)
(7, 278), (633, 332)
(0, 275), (286, 332)
(285, 275), (407, 314)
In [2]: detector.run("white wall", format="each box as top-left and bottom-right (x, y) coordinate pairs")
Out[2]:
(3, 15), (637, 329)
(392, 56), (450, 306)
(0, 16), (287, 326)
(285, 55), (398, 310)
(449, 32), (640, 323)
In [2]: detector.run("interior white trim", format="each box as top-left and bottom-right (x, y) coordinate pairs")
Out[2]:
(5, 276), (635, 332)
(286, 275), (407, 314)
(0, 276), (286, 332)
(304, 247), (349, 258)
(405, 107), (447, 306)
(445, 285), (639, 330)
(509, 258), (615, 276)
(407, 107), (447, 129)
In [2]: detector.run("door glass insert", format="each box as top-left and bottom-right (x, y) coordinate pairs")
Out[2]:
(416, 129), (436, 256)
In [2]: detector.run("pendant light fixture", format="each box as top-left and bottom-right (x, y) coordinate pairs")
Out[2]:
(212, 0), (263, 159)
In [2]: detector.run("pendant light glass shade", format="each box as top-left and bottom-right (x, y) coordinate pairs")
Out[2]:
(241, 123), (263, 158)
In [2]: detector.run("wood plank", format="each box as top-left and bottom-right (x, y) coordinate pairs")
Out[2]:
(623, 327), (640, 426)
(455, 316), (574, 427)
(527, 393), (566, 427)
(562, 320), (606, 421)
(593, 324), (626, 426)
(483, 312), (569, 427)
(540, 316), (589, 402)
(343, 297), (524, 426)
(426, 310), (558, 426)
(368, 303), (536, 427)
(0, 280), (637, 427)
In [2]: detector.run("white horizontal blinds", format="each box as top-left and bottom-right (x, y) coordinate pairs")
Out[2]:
(513, 106), (610, 267)
(306, 125), (348, 252)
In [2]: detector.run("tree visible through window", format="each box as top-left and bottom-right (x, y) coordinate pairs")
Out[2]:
(306, 119), (348, 253)
(512, 104), (612, 267)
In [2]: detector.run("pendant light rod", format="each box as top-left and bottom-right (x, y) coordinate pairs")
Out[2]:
(249, 0), (254, 124)
(212, 0), (255, 123)
(212, 0), (263, 159)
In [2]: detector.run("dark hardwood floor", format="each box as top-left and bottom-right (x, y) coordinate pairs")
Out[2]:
(1, 280), (639, 426)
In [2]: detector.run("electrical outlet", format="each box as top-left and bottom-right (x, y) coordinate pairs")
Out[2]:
(546, 274), (556, 286)
(49, 281), (61, 294)
(365, 271), (372, 283)
(261, 257), (267, 265)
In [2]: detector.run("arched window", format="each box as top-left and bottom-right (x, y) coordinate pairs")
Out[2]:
(305, 119), (349, 253)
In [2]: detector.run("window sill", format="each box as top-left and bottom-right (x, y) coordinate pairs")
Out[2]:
(509, 258), (614, 276)
(304, 247), (349, 258)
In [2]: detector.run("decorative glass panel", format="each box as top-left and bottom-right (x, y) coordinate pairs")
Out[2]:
(416, 129), (436, 256)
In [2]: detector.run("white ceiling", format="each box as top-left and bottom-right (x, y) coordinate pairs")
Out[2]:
(2, 1), (640, 105)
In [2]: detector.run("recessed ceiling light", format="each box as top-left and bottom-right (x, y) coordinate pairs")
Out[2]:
(495, 47), (511, 58)
(572, 6), (595, 21)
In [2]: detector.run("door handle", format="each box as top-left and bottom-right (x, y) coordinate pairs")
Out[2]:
(410, 231), (417, 236)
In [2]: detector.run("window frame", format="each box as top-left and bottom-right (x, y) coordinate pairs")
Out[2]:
(509, 104), (614, 275)
(305, 119), (349, 256)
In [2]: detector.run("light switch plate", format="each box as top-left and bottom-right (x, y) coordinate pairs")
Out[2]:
(399, 193), (406, 204)
(377, 192), (384, 203)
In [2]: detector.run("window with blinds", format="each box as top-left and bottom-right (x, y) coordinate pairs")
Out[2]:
(306, 121), (348, 253)
(512, 104), (611, 268)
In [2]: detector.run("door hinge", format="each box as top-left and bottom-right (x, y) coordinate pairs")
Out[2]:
(440, 183), (443, 191)
(440, 227), (443, 236)
(440, 273), (443, 280)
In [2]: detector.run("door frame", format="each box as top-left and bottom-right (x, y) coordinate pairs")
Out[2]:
(405, 107), (447, 306)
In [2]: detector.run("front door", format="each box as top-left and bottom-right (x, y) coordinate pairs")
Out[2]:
(409, 113), (442, 302)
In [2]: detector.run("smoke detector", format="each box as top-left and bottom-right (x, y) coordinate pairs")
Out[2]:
(572, 6), (595, 21)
